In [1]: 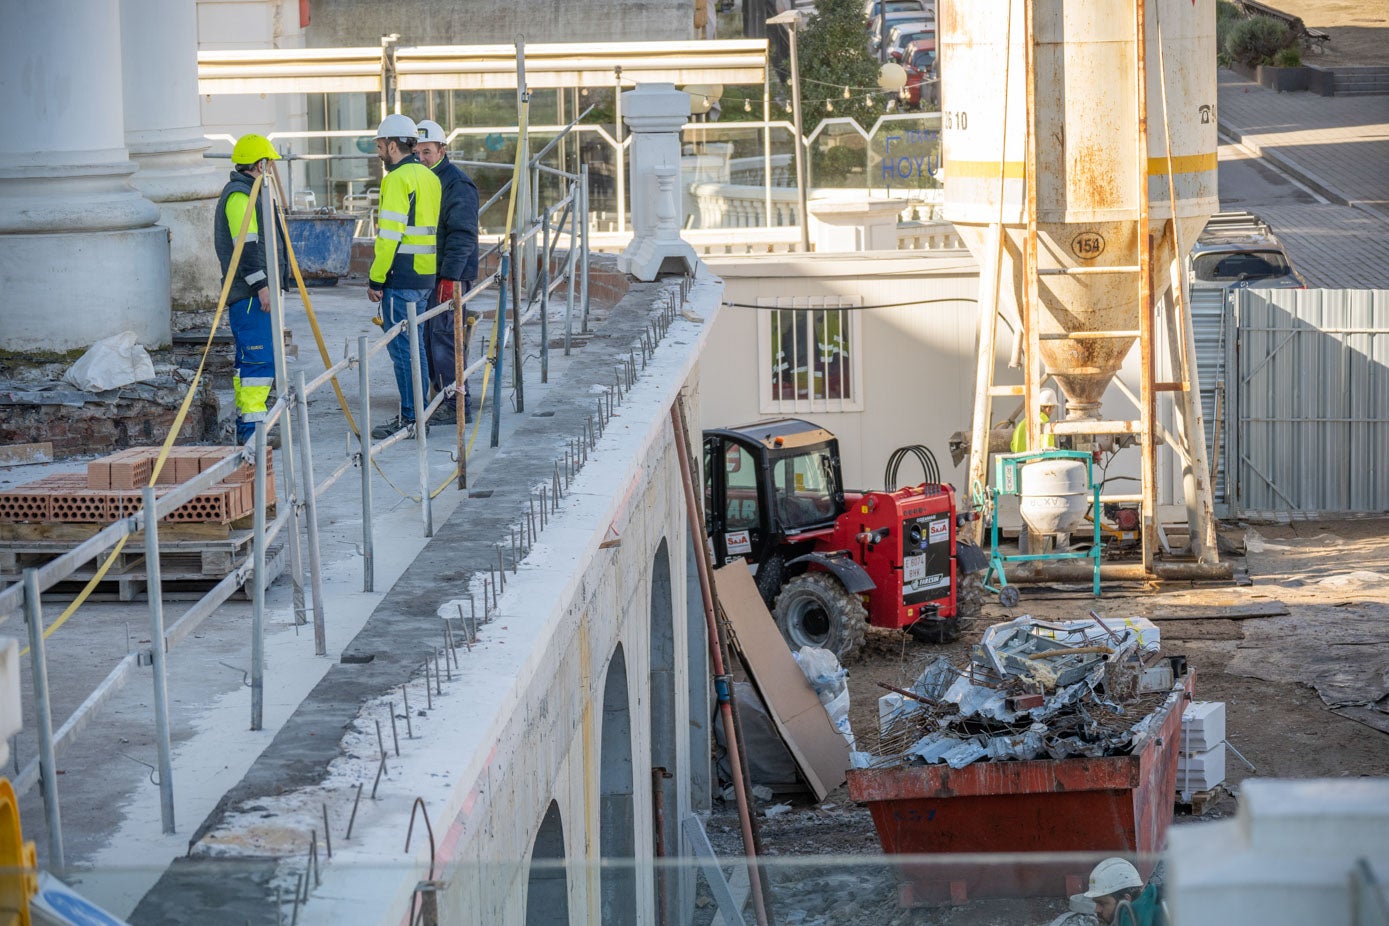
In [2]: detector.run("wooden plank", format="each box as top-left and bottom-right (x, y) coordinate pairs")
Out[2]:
(1148, 603), (1289, 621)
(0, 442), (54, 466)
(0, 520), (231, 543)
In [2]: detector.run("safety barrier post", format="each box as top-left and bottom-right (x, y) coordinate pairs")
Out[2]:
(260, 177), (307, 627)
(251, 420), (268, 731)
(357, 336), (375, 593)
(23, 570), (64, 870)
(295, 371), (328, 654)
(580, 164), (592, 333)
(540, 210), (550, 384)
(141, 486), (177, 833)
(509, 233), (525, 412)
(564, 184), (576, 356)
(406, 300), (433, 538)
(492, 253), (509, 449)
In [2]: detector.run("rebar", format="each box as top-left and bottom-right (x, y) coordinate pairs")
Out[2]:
(371, 753), (387, 799)
(423, 662), (433, 710)
(322, 804), (332, 858)
(402, 686), (413, 738)
(346, 783), (363, 839)
(389, 704), (400, 756)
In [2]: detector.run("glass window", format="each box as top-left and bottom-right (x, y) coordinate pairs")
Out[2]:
(724, 443), (760, 530)
(770, 448), (839, 530)
(1193, 250), (1292, 282)
(762, 296), (862, 412)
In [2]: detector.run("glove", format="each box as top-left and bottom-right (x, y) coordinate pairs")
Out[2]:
(434, 278), (454, 306)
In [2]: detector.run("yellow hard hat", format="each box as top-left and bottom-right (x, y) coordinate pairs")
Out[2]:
(232, 134), (280, 166)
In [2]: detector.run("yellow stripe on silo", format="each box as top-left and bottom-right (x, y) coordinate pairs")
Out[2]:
(944, 153), (1216, 178)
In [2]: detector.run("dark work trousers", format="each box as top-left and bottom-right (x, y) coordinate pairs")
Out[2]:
(425, 281), (473, 413)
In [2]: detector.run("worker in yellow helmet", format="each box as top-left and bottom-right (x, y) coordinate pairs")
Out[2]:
(214, 134), (288, 444)
(1010, 387), (1059, 453)
(368, 114), (442, 440)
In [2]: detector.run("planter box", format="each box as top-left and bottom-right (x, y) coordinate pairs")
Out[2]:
(1257, 64), (1310, 92)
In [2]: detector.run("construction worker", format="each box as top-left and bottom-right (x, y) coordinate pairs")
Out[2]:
(368, 114), (442, 440)
(1083, 857), (1167, 926)
(415, 119), (479, 425)
(1010, 387), (1059, 453)
(214, 134), (288, 444)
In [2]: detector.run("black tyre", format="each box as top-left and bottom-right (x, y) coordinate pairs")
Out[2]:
(772, 572), (868, 662)
(753, 554), (787, 608)
(908, 615), (962, 645)
(956, 572), (985, 618)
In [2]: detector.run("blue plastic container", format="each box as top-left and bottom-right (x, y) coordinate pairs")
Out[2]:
(286, 213), (357, 286)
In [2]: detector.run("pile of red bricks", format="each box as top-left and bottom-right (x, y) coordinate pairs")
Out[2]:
(0, 447), (275, 525)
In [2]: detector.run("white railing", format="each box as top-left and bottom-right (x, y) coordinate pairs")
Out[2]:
(897, 220), (965, 250)
(691, 182), (802, 228)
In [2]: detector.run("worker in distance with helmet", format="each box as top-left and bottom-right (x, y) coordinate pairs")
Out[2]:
(368, 114), (443, 440)
(1084, 857), (1168, 926)
(214, 134), (290, 445)
(415, 119), (479, 425)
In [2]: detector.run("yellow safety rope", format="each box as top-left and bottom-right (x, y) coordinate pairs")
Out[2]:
(25, 173), (266, 651)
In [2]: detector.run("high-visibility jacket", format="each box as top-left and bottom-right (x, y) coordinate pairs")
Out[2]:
(370, 153), (441, 292)
(430, 153), (480, 284)
(1010, 411), (1056, 453)
(214, 170), (288, 305)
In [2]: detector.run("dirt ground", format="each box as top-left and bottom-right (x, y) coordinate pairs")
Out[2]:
(1270, 0), (1389, 67)
(700, 517), (1389, 925)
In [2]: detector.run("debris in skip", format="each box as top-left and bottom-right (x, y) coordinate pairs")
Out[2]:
(857, 613), (1183, 769)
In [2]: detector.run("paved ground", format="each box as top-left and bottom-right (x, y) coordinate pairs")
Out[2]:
(1216, 69), (1389, 288)
(1217, 70), (1389, 220)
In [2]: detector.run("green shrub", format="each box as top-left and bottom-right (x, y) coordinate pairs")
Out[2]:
(1226, 15), (1295, 66)
(1216, 0), (1245, 52)
(1274, 46), (1303, 67)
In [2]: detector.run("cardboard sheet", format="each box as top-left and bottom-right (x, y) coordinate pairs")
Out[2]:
(713, 563), (850, 801)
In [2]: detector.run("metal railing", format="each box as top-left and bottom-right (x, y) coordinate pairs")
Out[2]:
(0, 112), (592, 872)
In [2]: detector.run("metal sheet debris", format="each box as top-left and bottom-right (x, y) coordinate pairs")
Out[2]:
(862, 613), (1185, 770)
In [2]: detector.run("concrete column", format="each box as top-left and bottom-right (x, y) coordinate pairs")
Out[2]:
(0, 0), (170, 357)
(122, 0), (225, 316)
(618, 84), (699, 282)
(807, 197), (908, 252)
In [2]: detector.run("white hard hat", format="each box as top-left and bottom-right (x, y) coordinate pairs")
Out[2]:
(1040, 387), (1058, 407)
(376, 113), (419, 141)
(1084, 858), (1143, 899)
(417, 119), (447, 144)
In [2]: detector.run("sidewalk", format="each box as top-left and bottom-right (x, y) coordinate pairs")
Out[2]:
(1217, 69), (1389, 222)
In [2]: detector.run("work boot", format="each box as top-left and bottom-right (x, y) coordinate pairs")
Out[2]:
(433, 403), (458, 426)
(371, 415), (418, 441)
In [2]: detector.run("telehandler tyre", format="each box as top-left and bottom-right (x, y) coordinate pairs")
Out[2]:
(772, 572), (867, 663)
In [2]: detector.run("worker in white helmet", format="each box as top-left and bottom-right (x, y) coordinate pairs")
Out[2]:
(368, 113), (442, 439)
(1084, 857), (1167, 926)
(1009, 386), (1059, 453)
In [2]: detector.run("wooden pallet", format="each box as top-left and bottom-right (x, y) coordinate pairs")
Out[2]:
(8, 544), (285, 603)
(0, 528), (283, 603)
(1176, 786), (1225, 816)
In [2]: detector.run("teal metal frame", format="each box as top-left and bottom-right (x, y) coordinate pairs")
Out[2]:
(983, 449), (1102, 601)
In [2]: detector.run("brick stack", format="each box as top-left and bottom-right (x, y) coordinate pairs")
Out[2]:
(0, 447), (275, 525)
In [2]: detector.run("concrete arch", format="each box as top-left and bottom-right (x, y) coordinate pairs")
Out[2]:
(525, 801), (570, 926)
(649, 538), (678, 917)
(600, 644), (637, 926)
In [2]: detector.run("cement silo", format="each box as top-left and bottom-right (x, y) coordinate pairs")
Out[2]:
(944, 0), (1223, 570)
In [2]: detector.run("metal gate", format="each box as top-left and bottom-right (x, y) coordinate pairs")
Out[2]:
(1227, 289), (1389, 517)
(1190, 286), (1230, 511)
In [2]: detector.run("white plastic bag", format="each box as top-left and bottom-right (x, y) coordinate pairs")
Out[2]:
(64, 331), (156, 392)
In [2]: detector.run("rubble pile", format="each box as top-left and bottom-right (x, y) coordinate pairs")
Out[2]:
(855, 615), (1181, 769)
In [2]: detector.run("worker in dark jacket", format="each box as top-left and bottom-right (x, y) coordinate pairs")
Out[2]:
(213, 134), (290, 444)
(416, 119), (480, 424)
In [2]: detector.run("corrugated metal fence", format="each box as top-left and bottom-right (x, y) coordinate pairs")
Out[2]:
(1195, 288), (1389, 518)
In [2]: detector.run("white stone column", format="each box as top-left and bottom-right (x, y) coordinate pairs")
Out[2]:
(122, 0), (225, 316)
(618, 84), (699, 282)
(0, 0), (170, 356)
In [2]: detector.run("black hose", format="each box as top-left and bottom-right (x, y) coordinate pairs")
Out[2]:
(885, 444), (941, 492)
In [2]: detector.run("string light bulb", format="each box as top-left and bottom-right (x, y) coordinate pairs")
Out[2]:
(866, 94), (875, 106)
(581, 87), (589, 97)
(785, 100), (793, 113)
(826, 100), (834, 112)
(886, 97), (896, 111)
(744, 97), (752, 112)
(843, 85), (851, 99)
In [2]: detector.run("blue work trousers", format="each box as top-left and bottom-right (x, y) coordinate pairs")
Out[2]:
(229, 296), (275, 443)
(379, 287), (433, 423)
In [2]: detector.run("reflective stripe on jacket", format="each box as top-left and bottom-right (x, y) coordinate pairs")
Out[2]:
(214, 170), (289, 306)
(370, 154), (442, 292)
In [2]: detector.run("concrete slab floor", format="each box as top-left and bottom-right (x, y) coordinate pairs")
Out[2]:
(1, 268), (620, 915)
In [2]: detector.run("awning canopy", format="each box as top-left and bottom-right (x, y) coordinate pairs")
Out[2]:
(197, 39), (768, 96)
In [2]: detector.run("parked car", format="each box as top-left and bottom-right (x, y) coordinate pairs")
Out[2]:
(862, 0), (928, 20)
(871, 10), (934, 50)
(887, 24), (933, 60)
(900, 39), (937, 108)
(1189, 212), (1307, 290)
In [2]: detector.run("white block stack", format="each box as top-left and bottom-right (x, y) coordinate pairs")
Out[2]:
(1178, 700), (1227, 797)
